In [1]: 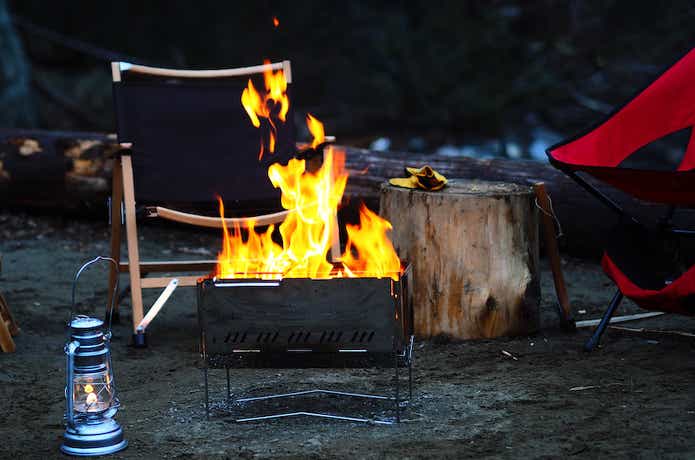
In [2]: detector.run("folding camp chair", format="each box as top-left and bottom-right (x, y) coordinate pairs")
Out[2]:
(0, 255), (20, 353)
(108, 60), (341, 344)
(547, 48), (695, 351)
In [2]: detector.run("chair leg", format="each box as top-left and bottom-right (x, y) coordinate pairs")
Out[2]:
(121, 156), (145, 338)
(108, 157), (124, 324)
(203, 367), (210, 420)
(226, 367), (231, 406)
(330, 212), (341, 263)
(394, 350), (400, 423)
(0, 314), (15, 353)
(408, 355), (413, 401)
(584, 290), (624, 352)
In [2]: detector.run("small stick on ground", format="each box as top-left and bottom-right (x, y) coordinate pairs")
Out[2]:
(608, 325), (695, 338)
(576, 311), (664, 328)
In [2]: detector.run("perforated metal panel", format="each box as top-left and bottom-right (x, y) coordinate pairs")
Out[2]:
(197, 264), (412, 368)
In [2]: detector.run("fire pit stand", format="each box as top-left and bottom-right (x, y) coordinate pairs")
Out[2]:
(197, 263), (414, 424)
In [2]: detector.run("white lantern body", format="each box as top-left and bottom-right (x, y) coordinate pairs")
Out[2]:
(62, 316), (126, 456)
(61, 256), (126, 457)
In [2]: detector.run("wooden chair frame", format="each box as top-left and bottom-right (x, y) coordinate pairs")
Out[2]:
(0, 256), (20, 352)
(108, 61), (341, 335)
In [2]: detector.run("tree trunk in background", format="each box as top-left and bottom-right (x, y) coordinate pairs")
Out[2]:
(0, 0), (36, 127)
(1, 129), (694, 259)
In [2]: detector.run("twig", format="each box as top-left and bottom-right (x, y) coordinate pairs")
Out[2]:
(576, 311), (664, 328)
(501, 350), (518, 361)
(608, 325), (695, 338)
(569, 383), (625, 392)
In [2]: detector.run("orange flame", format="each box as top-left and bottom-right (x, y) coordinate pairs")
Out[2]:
(218, 87), (401, 280)
(216, 146), (351, 279)
(240, 60), (289, 159)
(306, 113), (325, 149)
(342, 204), (401, 280)
(215, 143), (401, 280)
(273, 16), (280, 27)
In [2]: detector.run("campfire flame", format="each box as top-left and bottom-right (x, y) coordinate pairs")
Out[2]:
(306, 113), (324, 149)
(240, 59), (289, 160)
(342, 204), (401, 278)
(216, 64), (401, 281)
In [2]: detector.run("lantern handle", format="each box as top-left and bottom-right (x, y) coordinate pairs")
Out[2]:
(65, 340), (79, 428)
(69, 256), (119, 337)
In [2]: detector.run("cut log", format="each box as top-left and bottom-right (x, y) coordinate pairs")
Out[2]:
(379, 180), (540, 339)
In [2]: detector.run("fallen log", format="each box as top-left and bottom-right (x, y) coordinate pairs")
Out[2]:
(340, 146), (695, 258)
(0, 128), (692, 257)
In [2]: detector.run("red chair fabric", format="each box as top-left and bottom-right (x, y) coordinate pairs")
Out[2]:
(602, 253), (695, 315)
(547, 48), (695, 313)
(548, 48), (695, 205)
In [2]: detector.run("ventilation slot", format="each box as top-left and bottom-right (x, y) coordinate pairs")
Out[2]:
(319, 331), (348, 344)
(349, 330), (375, 343)
(289, 331), (311, 343)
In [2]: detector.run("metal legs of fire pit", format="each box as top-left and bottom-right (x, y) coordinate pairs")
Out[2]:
(202, 336), (415, 425)
(232, 389), (402, 425)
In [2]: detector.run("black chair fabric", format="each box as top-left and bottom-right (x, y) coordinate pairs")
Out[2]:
(113, 76), (296, 208)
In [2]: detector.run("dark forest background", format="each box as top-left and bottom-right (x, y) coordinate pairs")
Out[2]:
(1, 0), (693, 155)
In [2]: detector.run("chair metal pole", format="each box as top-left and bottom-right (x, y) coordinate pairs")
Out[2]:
(584, 290), (624, 352)
(394, 351), (400, 423)
(408, 357), (413, 401)
(226, 367), (231, 406)
(203, 367), (210, 419)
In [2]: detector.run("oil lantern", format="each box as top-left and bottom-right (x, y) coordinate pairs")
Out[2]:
(61, 256), (127, 456)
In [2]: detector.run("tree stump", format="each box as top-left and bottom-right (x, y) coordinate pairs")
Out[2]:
(380, 180), (540, 339)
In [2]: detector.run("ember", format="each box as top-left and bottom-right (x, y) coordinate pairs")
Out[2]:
(216, 65), (401, 281)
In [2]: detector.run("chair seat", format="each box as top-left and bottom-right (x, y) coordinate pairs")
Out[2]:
(548, 160), (695, 206)
(602, 253), (695, 314)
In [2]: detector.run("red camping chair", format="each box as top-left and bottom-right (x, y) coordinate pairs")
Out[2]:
(547, 48), (695, 351)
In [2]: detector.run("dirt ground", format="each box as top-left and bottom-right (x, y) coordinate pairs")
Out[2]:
(2, 210), (695, 459)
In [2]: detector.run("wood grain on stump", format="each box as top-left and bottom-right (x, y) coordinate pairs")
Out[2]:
(380, 180), (540, 339)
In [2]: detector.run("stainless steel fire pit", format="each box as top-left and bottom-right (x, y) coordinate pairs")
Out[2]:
(197, 263), (414, 424)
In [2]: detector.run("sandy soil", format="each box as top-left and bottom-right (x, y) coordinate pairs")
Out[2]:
(1, 211), (695, 459)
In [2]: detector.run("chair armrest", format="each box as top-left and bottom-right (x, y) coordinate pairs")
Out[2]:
(147, 206), (290, 229)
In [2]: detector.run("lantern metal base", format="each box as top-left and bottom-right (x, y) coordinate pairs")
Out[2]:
(61, 419), (127, 457)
